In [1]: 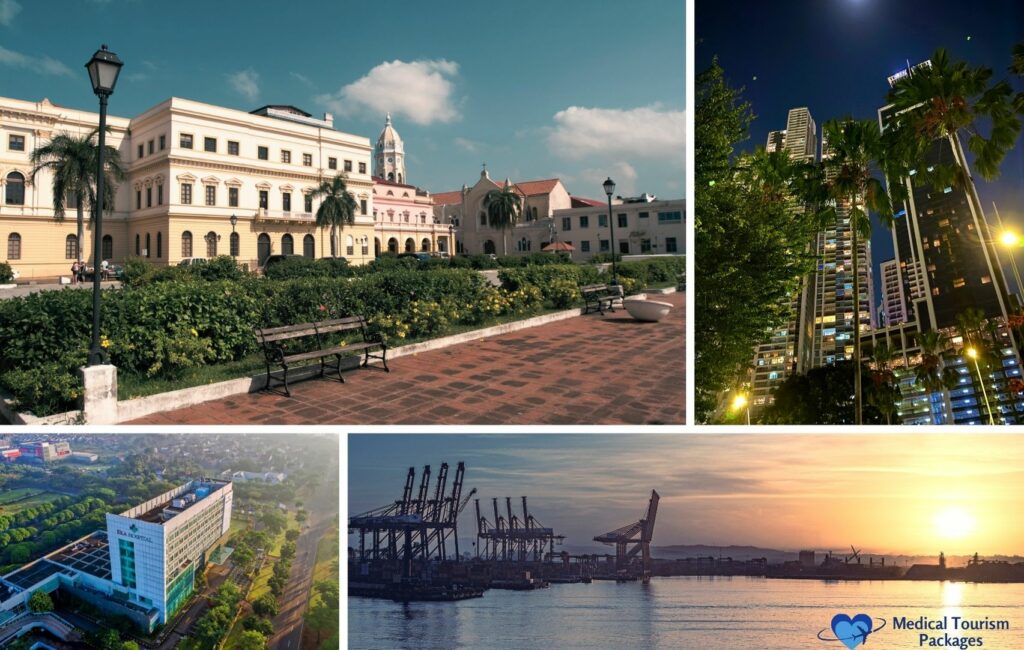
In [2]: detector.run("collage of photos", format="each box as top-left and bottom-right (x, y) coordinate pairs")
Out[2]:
(2, 0), (1024, 648)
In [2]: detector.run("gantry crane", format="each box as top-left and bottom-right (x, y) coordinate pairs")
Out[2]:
(593, 490), (659, 581)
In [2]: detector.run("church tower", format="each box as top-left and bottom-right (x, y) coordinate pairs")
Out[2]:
(374, 113), (406, 184)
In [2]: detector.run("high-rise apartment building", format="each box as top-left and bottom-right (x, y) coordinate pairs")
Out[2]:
(784, 107), (816, 161)
(766, 130), (787, 153)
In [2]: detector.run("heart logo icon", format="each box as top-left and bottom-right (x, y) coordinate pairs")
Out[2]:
(831, 613), (874, 649)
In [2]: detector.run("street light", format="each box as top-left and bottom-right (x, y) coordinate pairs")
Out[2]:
(603, 177), (618, 285)
(730, 392), (751, 425)
(965, 347), (996, 425)
(229, 214), (238, 257)
(999, 229), (1024, 304)
(84, 44), (123, 366)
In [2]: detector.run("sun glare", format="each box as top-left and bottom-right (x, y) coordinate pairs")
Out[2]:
(934, 506), (976, 540)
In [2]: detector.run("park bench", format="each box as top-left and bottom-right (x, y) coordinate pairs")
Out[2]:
(254, 316), (388, 396)
(581, 284), (621, 315)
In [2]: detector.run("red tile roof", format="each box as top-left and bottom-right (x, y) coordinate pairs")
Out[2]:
(431, 190), (465, 205)
(570, 195), (606, 208)
(372, 176), (417, 189)
(513, 178), (561, 196)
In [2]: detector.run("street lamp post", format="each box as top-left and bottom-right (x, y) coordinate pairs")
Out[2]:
(84, 45), (123, 366)
(448, 223), (455, 257)
(731, 392), (751, 425)
(230, 213), (238, 257)
(603, 177), (618, 285)
(966, 347), (996, 425)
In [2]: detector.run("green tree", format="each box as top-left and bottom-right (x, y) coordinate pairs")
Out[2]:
(258, 508), (287, 535)
(30, 129), (127, 263)
(309, 174), (358, 258)
(237, 630), (268, 650)
(314, 580), (339, 610)
(28, 589), (54, 613)
(819, 118), (897, 425)
(866, 341), (900, 426)
(761, 362), (888, 424)
(121, 642), (139, 650)
(295, 509), (308, 525)
(305, 602), (338, 647)
(484, 182), (522, 256)
(251, 593), (279, 618)
(285, 528), (300, 542)
(242, 616), (275, 636)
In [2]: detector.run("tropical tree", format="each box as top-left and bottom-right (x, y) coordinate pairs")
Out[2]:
(310, 174), (357, 258)
(484, 181), (522, 255)
(28, 589), (54, 613)
(867, 341), (900, 425)
(914, 330), (958, 423)
(819, 118), (897, 425)
(1012, 42), (1024, 113)
(30, 129), (127, 263)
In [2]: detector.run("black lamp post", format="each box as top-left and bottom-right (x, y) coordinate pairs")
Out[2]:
(85, 45), (123, 366)
(230, 213), (238, 257)
(603, 177), (617, 285)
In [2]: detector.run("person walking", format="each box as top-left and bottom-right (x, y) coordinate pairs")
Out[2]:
(71, 260), (80, 285)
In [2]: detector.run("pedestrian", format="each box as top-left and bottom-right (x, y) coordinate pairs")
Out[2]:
(77, 260), (85, 284)
(71, 260), (80, 285)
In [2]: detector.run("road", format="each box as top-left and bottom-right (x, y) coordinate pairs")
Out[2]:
(269, 479), (337, 650)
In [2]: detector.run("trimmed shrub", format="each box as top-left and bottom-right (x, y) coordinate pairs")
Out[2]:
(0, 263), (13, 283)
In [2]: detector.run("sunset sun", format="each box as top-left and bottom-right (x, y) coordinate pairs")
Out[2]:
(934, 506), (977, 540)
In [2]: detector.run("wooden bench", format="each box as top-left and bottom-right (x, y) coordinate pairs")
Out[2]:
(254, 316), (388, 396)
(581, 284), (620, 315)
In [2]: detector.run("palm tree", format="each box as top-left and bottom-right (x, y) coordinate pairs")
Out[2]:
(1010, 42), (1024, 114)
(310, 174), (357, 258)
(819, 119), (896, 425)
(867, 341), (899, 425)
(484, 181), (522, 256)
(30, 129), (126, 262)
(914, 330), (958, 423)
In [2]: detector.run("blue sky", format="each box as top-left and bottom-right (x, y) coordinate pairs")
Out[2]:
(350, 434), (1024, 555)
(0, 0), (684, 200)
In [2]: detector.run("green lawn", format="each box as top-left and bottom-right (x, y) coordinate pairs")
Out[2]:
(0, 491), (63, 516)
(0, 488), (41, 505)
(312, 525), (339, 585)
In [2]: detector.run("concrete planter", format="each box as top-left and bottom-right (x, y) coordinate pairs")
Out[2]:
(623, 297), (673, 322)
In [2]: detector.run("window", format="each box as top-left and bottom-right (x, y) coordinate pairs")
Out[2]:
(639, 211), (649, 219)
(181, 183), (193, 205)
(281, 192), (292, 212)
(358, 162), (366, 174)
(619, 241), (630, 254)
(302, 153), (312, 166)
(205, 185), (216, 206)
(180, 133), (193, 149)
(362, 239), (369, 255)
(599, 239), (609, 252)
(102, 235), (113, 260)
(227, 141), (239, 156)
(328, 157), (337, 170)
(281, 150), (291, 164)
(641, 239), (652, 254)
(657, 211), (682, 223)
(8, 134), (25, 151)
(303, 234), (315, 258)
(257, 146), (269, 160)
(6, 233), (20, 259)
(581, 240), (591, 253)
(206, 231), (217, 257)
(181, 231), (193, 257)
(257, 233), (271, 265)
(148, 139), (154, 154)
(135, 234), (140, 256)
(562, 217), (572, 231)
(136, 190), (142, 210)
(580, 215), (589, 228)
(360, 199), (367, 215)
(146, 187), (152, 208)
(953, 277), (966, 288)
(304, 194), (313, 213)
(617, 213), (628, 228)
(5, 172), (25, 205)
(347, 235), (354, 256)
(156, 232), (162, 258)
(665, 237), (678, 253)
(145, 233), (151, 258)
(157, 185), (163, 205)
(598, 214), (608, 227)
(230, 232), (239, 257)
(138, 144), (144, 159)
(65, 234), (78, 259)
(280, 233), (294, 256)
(204, 137), (216, 152)
(259, 190), (268, 209)
(229, 187), (239, 207)
(480, 212), (487, 226)
(344, 160), (352, 172)
(159, 135), (166, 150)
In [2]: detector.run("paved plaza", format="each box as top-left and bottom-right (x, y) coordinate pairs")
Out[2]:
(130, 293), (685, 425)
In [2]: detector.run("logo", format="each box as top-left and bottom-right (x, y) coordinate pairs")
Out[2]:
(129, 523), (139, 533)
(818, 613), (887, 649)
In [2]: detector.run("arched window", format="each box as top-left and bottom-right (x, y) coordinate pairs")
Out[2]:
(181, 231), (193, 258)
(257, 233), (271, 265)
(156, 232), (162, 258)
(135, 234), (140, 256)
(5, 172), (25, 205)
(230, 232), (240, 257)
(303, 234), (314, 258)
(345, 235), (354, 256)
(387, 172), (394, 181)
(282, 233), (294, 256)
(420, 238), (430, 252)
(145, 233), (151, 258)
(374, 238), (381, 257)
(65, 234), (78, 260)
(7, 233), (21, 259)
(387, 238), (398, 254)
(483, 240), (496, 255)
(102, 235), (113, 260)
(404, 238), (414, 253)
(398, 173), (403, 183)
(206, 231), (218, 257)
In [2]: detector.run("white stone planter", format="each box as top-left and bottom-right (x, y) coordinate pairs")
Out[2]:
(623, 297), (673, 322)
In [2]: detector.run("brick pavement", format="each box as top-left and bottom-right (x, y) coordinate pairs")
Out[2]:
(129, 293), (685, 425)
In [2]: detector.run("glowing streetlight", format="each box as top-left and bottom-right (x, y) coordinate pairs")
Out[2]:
(999, 229), (1024, 305)
(731, 392), (751, 425)
(965, 347), (996, 425)
(1000, 231), (1019, 247)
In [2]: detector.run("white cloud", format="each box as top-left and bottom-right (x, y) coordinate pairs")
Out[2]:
(0, 45), (71, 76)
(453, 137), (480, 153)
(576, 162), (638, 197)
(316, 59), (460, 126)
(0, 0), (20, 26)
(290, 71), (315, 89)
(548, 105), (685, 163)
(227, 68), (260, 101)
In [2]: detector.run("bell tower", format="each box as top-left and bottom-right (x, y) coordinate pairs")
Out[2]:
(374, 113), (406, 184)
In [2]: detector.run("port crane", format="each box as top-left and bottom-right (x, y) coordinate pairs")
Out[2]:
(593, 490), (659, 582)
(475, 495), (564, 562)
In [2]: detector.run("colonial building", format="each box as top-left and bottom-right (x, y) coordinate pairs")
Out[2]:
(1, 95), (375, 278)
(370, 115), (453, 255)
(552, 195), (685, 260)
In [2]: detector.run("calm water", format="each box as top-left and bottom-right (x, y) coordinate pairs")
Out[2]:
(348, 577), (1024, 649)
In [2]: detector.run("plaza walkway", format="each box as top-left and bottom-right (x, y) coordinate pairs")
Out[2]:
(130, 293), (685, 425)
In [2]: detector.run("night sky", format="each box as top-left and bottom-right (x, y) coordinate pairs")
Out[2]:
(697, 0), (1024, 302)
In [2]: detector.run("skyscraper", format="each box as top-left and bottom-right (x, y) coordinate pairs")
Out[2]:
(784, 107), (816, 161)
(766, 130), (787, 153)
